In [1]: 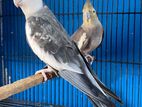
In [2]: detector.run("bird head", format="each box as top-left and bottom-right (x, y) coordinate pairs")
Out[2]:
(13, 0), (43, 18)
(83, 0), (98, 25)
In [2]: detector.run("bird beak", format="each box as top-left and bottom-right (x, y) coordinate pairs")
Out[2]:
(86, 12), (91, 20)
(13, 0), (22, 8)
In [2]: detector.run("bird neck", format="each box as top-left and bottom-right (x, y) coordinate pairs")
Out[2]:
(20, 0), (43, 19)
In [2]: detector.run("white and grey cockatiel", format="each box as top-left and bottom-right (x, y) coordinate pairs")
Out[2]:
(72, 0), (103, 63)
(13, 0), (122, 106)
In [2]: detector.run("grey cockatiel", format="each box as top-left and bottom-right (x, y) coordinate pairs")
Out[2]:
(72, 0), (103, 63)
(13, 0), (121, 106)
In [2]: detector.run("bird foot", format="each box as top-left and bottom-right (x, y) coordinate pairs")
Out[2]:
(85, 54), (95, 65)
(35, 67), (53, 82)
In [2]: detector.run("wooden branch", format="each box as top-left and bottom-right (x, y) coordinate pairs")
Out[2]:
(0, 72), (57, 101)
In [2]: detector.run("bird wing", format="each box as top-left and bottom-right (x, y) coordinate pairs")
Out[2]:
(26, 15), (82, 73)
(71, 27), (85, 41)
(58, 69), (114, 106)
(26, 6), (114, 106)
(71, 27), (90, 52)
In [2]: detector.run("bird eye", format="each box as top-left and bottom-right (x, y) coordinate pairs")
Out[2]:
(93, 10), (96, 13)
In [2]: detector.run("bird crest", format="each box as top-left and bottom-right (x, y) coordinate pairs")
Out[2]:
(83, 0), (98, 26)
(83, 0), (95, 12)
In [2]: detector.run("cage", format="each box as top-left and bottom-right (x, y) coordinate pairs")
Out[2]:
(0, 0), (142, 107)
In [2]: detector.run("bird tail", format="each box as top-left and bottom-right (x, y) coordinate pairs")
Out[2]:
(78, 51), (123, 104)
(94, 77), (123, 104)
(73, 42), (123, 105)
(87, 66), (123, 104)
(88, 96), (115, 107)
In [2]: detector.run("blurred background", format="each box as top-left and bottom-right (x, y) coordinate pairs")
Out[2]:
(0, 0), (142, 107)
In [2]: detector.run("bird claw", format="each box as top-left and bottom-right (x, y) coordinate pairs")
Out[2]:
(85, 54), (95, 65)
(35, 67), (53, 82)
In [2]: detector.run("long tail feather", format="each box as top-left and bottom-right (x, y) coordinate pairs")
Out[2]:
(88, 96), (115, 107)
(73, 42), (123, 104)
(94, 78), (123, 104)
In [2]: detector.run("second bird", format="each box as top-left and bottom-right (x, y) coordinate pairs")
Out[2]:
(72, 0), (103, 63)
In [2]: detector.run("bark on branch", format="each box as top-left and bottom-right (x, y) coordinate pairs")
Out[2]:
(0, 72), (57, 101)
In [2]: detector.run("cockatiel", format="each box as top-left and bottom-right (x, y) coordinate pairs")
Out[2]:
(13, 0), (122, 106)
(71, 0), (103, 63)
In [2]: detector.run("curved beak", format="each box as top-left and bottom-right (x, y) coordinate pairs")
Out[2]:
(86, 12), (91, 20)
(13, 0), (22, 8)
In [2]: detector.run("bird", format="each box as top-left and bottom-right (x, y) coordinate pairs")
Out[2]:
(13, 0), (122, 106)
(71, 0), (104, 64)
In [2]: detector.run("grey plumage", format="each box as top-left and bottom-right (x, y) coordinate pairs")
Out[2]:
(27, 7), (111, 105)
(71, 0), (103, 56)
(26, 7), (114, 107)
(13, 0), (119, 106)
(71, 0), (122, 104)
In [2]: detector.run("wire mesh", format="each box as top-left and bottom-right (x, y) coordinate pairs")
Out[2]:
(0, 0), (142, 107)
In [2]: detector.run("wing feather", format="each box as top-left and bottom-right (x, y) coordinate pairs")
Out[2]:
(26, 7), (115, 106)
(71, 27), (90, 52)
(59, 70), (113, 106)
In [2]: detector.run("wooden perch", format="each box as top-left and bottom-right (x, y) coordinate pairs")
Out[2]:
(0, 72), (57, 101)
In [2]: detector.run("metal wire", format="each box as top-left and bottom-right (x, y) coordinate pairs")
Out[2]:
(0, 0), (142, 107)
